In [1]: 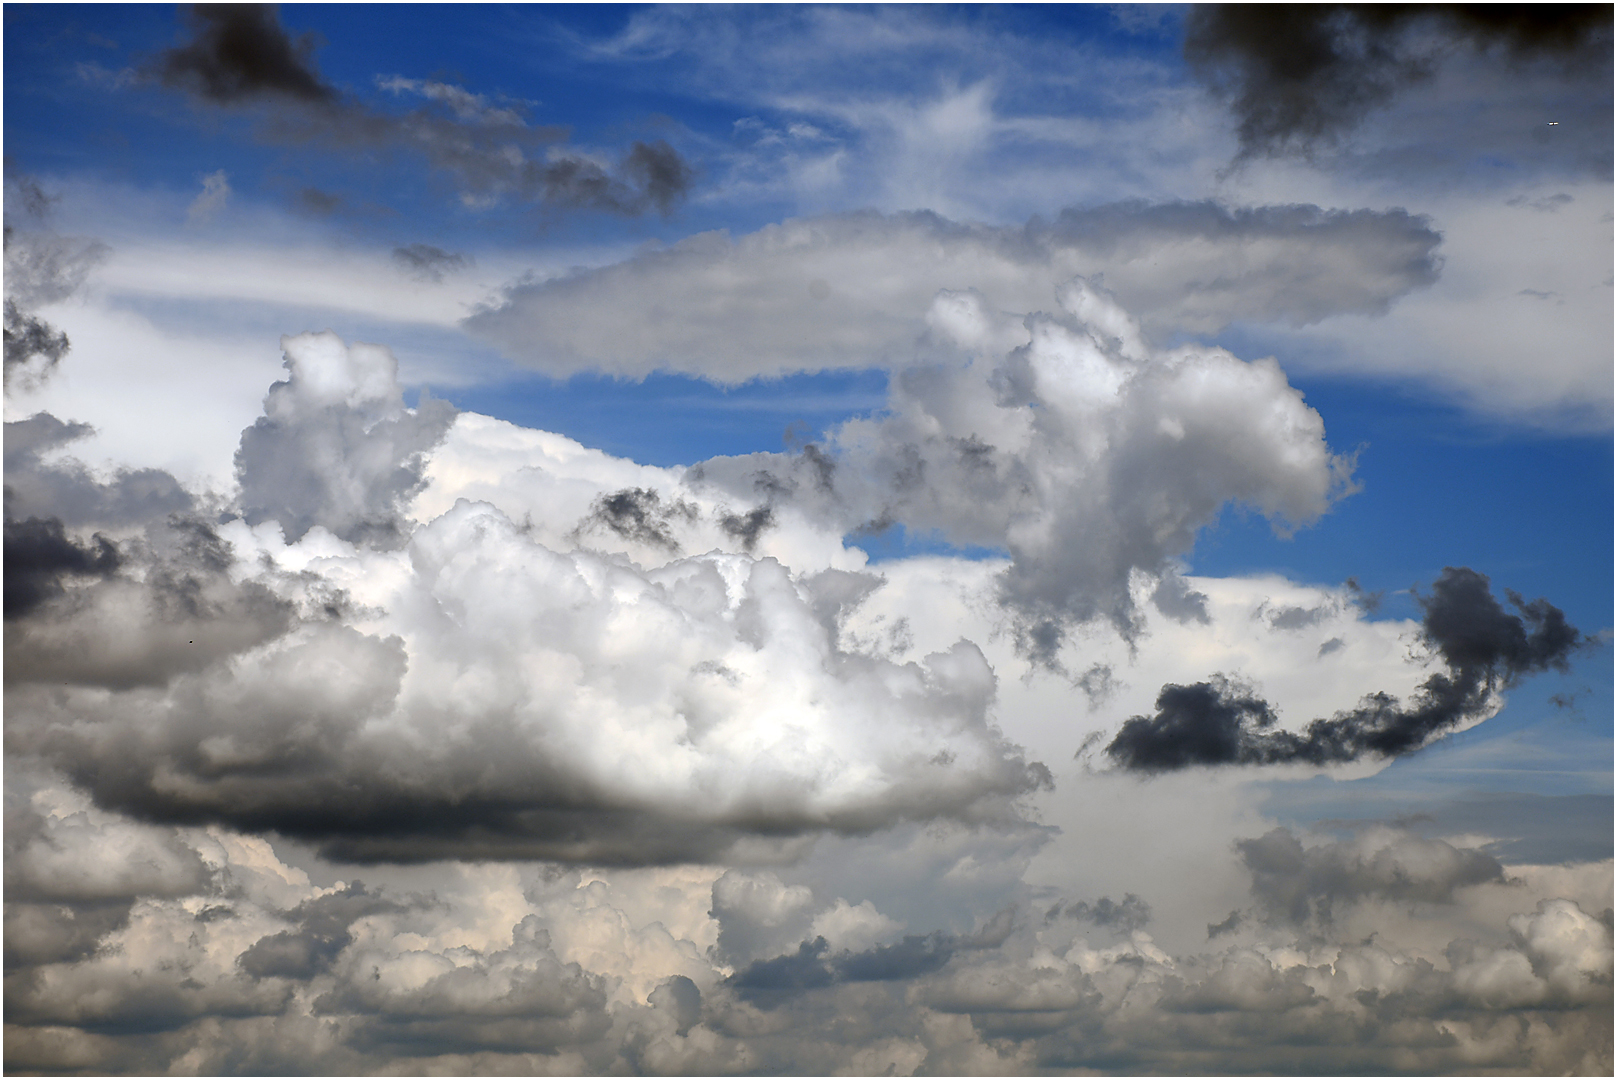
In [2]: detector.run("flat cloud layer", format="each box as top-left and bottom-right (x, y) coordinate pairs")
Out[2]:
(465, 201), (1442, 380)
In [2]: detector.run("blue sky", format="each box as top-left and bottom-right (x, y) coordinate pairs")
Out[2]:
(4, 5), (1611, 1074)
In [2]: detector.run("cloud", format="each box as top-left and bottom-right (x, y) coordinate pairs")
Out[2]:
(0, 758), (1609, 1073)
(466, 201), (1442, 380)
(153, 3), (336, 104)
(3, 174), (109, 391)
(234, 331), (457, 547)
(4, 412), (195, 528)
(1236, 827), (1507, 925)
(145, 5), (693, 217)
(185, 169), (232, 226)
(390, 243), (470, 283)
(1049, 893), (1153, 934)
(5, 331), (1050, 864)
(689, 281), (1353, 661)
(2, 516), (122, 618)
(1185, 4), (1614, 161)
(1106, 567), (1584, 772)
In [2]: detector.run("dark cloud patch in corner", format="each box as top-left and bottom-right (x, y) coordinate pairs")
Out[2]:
(1107, 567), (1585, 772)
(142, 6), (694, 218)
(152, 3), (335, 104)
(1185, 4), (1614, 160)
(3, 516), (121, 618)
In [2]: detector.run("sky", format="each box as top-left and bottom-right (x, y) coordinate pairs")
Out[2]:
(2, 4), (1612, 1074)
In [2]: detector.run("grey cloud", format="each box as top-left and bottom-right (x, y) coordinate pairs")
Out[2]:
(1151, 574), (1211, 626)
(14, 533), (1047, 863)
(4, 412), (195, 528)
(234, 332), (456, 547)
(3, 300), (70, 389)
(464, 202), (1442, 380)
(390, 243), (470, 283)
(146, 6), (692, 217)
(574, 486), (698, 553)
(313, 917), (613, 1057)
(3, 516), (121, 619)
(1237, 827), (1507, 925)
(238, 883), (403, 980)
(4, 515), (296, 690)
(2, 227), (108, 310)
(153, 4), (335, 104)
(717, 503), (774, 551)
(1264, 602), (1331, 631)
(1185, 4), (1613, 161)
(690, 282), (1353, 664)
(1, 780), (1609, 1075)
(3, 178), (109, 390)
(730, 929), (969, 1006)
(1106, 567), (1584, 771)
(3, 781), (210, 905)
(1049, 893), (1152, 934)
(294, 185), (344, 215)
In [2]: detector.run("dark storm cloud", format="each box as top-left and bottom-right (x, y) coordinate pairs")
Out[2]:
(1106, 567), (1584, 772)
(1185, 4), (1614, 160)
(145, 5), (693, 216)
(153, 4), (335, 104)
(3, 516), (121, 618)
(390, 243), (470, 283)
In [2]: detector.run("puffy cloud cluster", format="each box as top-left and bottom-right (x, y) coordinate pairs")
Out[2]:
(466, 202), (1442, 380)
(235, 331), (457, 547)
(4, 290), (1606, 1072)
(7, 331), (1048, 866)
(690, 279), (1352, 659)
(4, 781), (1608, 1074)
